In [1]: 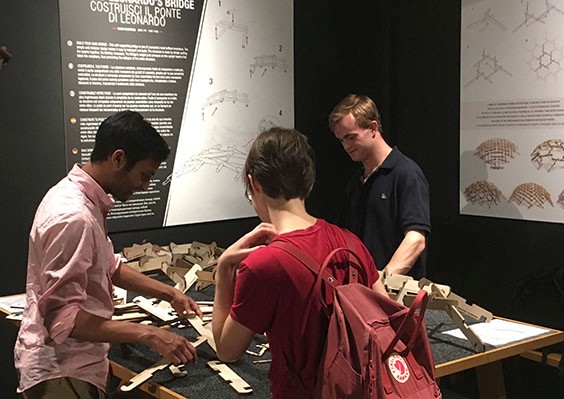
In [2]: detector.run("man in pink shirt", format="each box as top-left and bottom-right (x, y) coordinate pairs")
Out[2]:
(14, 111), (202, 399)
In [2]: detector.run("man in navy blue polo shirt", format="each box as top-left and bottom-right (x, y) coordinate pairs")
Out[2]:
(329, 94), (431, 279)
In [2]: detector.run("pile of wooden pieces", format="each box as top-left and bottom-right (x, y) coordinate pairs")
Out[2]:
(114, 295), (256, 394)
(122, 240), (224, 292)
(114, 240), (257, 394)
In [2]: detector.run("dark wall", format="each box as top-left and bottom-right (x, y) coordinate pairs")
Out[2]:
(297, 1), (394, 222)
(1, 1), (562, 398)
(1, 2), (64, 396)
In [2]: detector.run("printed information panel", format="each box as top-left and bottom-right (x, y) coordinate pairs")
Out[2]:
(460, 0), (564, 223)
(59, 0), (294, 231)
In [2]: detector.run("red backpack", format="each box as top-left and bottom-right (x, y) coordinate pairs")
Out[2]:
(271, 236), (441, 399)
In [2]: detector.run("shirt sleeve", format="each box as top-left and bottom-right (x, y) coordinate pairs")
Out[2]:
(36, 215), (95, 344)
(108, 241), (122, 276)
(398, 168), (431, 235)
(229, 257), (281, 334)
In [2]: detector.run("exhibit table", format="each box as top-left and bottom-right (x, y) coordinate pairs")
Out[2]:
(107, 290), (564, 399)
(2, 292), (563, 399)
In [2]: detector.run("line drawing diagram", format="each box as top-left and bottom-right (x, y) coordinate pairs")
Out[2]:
(201, 89), (249, 120)
(513, 0), (564, 33)
(525, 35), (564, 84)
(250, 55), (288, 78)
(466, 8), (507, 32)
(164, 113), (284, 186)
(465, 49), (512, 87)
(214, 9), (249, 48)
(257, 115), (281, 133)
(163, 140), (253, 185)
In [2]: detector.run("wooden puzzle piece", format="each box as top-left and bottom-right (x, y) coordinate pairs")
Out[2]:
(207, 360), (253, 394)
(120, 336), (207, 392)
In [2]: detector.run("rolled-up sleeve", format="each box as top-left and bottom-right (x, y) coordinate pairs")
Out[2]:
(398, 169), (431, 235)
(36, 216), (94, 344)
(108, 242), (122, 277)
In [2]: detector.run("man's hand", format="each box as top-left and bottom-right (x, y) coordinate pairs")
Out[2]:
(0, 45), (11, 72)
(0, 45), (11, 63)
(170, 290), (203, 319)
(144, 327), (197, 365)
(71, 309), (197, 365)
(112, 262), (203, 318)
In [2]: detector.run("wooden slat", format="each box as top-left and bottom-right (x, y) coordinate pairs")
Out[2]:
(521, 350), (562, 368)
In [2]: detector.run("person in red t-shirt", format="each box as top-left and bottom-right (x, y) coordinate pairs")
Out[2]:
(212, 127), (388, 398)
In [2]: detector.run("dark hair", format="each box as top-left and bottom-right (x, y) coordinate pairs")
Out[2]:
(90, 110), (170, 169)
(244, 127), (316, 200)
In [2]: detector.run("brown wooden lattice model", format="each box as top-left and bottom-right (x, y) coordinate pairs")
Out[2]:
(557, 189), (564, 208)
(464, 180), (503, 207)
(509, 182), (553, 208)
(474, 138), (519, 169)
(530, 139), (564, 171)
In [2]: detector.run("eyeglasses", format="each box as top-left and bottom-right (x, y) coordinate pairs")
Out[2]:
(244, 188), (253, 204)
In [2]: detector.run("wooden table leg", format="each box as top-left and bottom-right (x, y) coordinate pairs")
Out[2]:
(476, 361), (506, 399)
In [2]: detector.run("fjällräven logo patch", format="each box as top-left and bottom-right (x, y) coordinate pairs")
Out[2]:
(388, 353), (410, 383)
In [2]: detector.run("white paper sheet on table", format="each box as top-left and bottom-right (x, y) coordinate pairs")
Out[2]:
(442, 319), (549, 346)
(0, 293), (26, 314)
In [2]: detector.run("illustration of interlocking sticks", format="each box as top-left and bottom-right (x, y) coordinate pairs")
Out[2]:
(474, 138), (519, 169)
(509, 182), (554, 208)
(530, 139), (564, 171)
(464, 180), (503, 207)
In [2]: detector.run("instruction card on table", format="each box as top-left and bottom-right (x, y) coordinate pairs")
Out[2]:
(442, 319), (549, 346)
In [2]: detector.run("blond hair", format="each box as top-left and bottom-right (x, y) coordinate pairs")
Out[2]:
(328, 94), (383, 134)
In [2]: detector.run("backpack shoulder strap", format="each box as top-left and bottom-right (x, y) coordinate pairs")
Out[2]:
(271, 229), (369, 287)
(341, 229), (363, 284)
(266, 241), (322, 399)
(269, 240), (339, 290)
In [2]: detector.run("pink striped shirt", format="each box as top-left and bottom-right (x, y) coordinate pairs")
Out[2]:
(14, 164), (121, 393)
